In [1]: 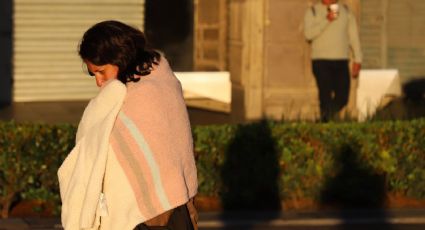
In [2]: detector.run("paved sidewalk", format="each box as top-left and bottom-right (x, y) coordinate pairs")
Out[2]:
(198, 209), (425, 229)
(1, 209), (425, 230)
(0, 102), (233, 126)
(0, 217), (61, 230)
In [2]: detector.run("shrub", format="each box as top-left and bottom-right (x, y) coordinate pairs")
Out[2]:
(0, 122), (75, 217)
(193, 119), (425, 209)
(0, 119), (424, 216)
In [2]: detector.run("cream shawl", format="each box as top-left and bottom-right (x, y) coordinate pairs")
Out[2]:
(58, 79), (126, 229)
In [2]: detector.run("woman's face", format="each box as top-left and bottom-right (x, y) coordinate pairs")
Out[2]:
(85, 61), (119, 87)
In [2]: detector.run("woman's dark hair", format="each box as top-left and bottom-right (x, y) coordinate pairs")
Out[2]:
(79, 20), (160, 83)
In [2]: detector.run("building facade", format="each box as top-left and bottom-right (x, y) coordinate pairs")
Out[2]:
(5, 0), (425, 121)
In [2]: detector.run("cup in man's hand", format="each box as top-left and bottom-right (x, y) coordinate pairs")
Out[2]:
(329, 3), (339, 19)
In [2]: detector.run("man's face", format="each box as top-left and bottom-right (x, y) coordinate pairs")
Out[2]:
(322, 0), (337, 5)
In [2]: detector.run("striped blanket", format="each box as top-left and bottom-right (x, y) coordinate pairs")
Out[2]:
(59, 57), (198, 230)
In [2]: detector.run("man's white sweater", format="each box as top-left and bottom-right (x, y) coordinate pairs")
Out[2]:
(304, 3), (362, 63)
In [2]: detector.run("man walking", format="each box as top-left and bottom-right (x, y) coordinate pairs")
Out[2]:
(304, 0), (362, 121)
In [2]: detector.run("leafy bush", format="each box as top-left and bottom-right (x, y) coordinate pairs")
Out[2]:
(0, 119), (424, 216)
(193, 119), (425, 209)
(0, 122), (75, 217)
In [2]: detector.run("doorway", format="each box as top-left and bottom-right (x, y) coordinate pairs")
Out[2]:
(144, 0), (194, 71)
(0, 0), (12, 105)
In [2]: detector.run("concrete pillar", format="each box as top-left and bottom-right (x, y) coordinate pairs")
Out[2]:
(229, 0), (265, 121)
(229, 0), (320, 121)
(262, 0), (318, 120)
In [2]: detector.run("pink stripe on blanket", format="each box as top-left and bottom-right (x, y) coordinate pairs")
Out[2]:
(110, 118), (165, 216)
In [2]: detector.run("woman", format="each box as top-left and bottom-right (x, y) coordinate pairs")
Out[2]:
(58, 20), (198, 230)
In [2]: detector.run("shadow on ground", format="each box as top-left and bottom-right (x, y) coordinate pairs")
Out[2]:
(375, 78), (425, 120)
(219, 120), (281, 229)
(320, 142), (394, 230)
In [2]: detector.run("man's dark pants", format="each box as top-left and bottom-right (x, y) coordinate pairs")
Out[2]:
(312, 60), (350, 122)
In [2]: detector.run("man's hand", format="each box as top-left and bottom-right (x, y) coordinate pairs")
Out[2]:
(352, 62), (361, 78)
(327, 11), (337, 21)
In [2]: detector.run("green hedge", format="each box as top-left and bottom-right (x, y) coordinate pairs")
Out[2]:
(0, 119), (424, 216)
(193, 119), (425, 209)
(0, 122), (75, 217)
